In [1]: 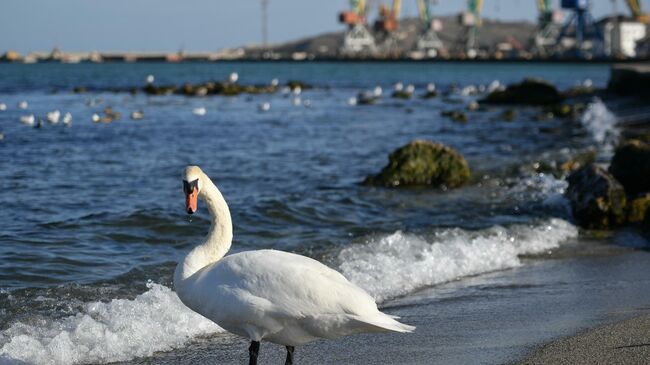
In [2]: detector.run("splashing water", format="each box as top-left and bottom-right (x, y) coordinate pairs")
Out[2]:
(0, 283), (221, 365)
(338, 219), (578, 302)
(579, 98), (619, 154)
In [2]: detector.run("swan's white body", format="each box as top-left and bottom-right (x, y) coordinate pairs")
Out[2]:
(174, 166), (413, 348)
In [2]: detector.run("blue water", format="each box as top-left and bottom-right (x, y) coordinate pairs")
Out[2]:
(0, 62), (618, 364)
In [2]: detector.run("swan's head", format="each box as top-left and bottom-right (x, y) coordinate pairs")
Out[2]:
(183, 166), (204, 215)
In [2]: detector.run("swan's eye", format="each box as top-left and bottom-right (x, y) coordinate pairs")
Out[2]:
(183, 179), (199, 195)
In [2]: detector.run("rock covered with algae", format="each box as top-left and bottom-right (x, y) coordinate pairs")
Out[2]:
(565, 164), (627, 229)
(363, 140), (471, 188)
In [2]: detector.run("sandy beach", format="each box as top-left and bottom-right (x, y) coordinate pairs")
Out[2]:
(519, 314), (650, 365)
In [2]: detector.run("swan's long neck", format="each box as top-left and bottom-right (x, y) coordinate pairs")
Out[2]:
(175, 173), (233, 282)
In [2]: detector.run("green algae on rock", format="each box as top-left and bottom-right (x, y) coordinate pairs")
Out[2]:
(566, 164), (627, 229)
(363, 140), (471, 188)
(441, 110), (469, 123)
(627, 193), (650, 224)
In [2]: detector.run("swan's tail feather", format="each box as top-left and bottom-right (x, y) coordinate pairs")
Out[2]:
(303, 313), (415, 339)
(350, 313), (416, 333)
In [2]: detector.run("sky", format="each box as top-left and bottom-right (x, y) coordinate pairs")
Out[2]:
(0, 0), (648, 53)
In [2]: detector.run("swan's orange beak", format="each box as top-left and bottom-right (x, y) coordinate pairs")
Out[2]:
(185, 187), (198, 215)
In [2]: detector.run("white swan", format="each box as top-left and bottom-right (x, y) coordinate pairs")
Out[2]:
(174, 166), (414, 364)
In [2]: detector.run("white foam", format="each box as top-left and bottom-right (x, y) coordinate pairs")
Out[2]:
(337, 219), (577, 302)
(0, 283), (221, 365)
(580, 98), (619, 153)
(508, 172), (569, 210)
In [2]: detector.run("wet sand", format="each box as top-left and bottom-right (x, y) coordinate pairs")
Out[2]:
(119, 240), (650, 365)
(518, 314), (650, 365)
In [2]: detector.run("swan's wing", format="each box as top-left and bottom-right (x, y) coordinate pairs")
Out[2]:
(185, 249), (413, 341)
(213, 249), (380, 318)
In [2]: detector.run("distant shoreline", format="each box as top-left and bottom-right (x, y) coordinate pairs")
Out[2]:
(1, 57), (648, 65)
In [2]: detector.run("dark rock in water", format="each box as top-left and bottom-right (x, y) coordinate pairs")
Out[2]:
(481, 78), (563, 105)
(441, 110), (468, 123)
(73, 86), (87, 94)
(501, 109), (517, 121)
(609, 139), (650, 196)
(608, 64), (650, 97)
(566, 164), (627, 229)
(143, 84), (177, 95)
(392, 91), (412, 99)
(627, 193), (650, 224)
(357, 92), (377, 105)
(286, 80), (310, 90)
(542, 103), (586, 120)
(421, 91), (438, 99)
(563, 85), (596, 98)
(363, 140), (471, 188)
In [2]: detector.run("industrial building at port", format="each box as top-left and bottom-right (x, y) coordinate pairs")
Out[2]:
(1, 0), (649, 63)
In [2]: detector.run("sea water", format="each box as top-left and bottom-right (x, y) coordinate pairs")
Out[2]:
(0, 62), (622, 364)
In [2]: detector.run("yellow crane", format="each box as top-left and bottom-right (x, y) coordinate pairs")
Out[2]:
(626, 0), (649, 23)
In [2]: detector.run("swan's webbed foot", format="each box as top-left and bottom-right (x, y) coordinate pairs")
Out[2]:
(285, 346), (295, 365)
(248, 341), (260, 365)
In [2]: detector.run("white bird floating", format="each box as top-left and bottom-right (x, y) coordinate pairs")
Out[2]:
(292, 86), (302, 96)
(18, 101), (28, 110)
(348, 96), (358, 106)
(270, 78), (279, 87)
(175, 166), (414, 365)
(20, 115), (35, 126)
(0, 103), (7, 111)
(63, 112), (72, 127)
(488, 80), (502, 93)
(405, 84), (415, 94)
(229, 72), (239, 84)
(0, 133), (4, 141)
(258, 102), (271, 112)
(374, 86), (383, 97)
(91, 113), (101, 123)
(292, 97), (302, 106)
(146, 74), (155, 84)
(46, 110), (61, 124)
(281, 86), (291, 96)
(192, 107), (207, 116)
(394, 82), (403, 92)
(427, 83), (436, 92)
(130, 110), (144, 120)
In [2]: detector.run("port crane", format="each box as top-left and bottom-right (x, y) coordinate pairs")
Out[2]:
(415, 0), (445, 57)
(374, 0), (403, 56)
(555, 0), (603, 58)
(455, 0), (483, 58)
(534, 0), (564, 56)
(339, 0), (377, 55)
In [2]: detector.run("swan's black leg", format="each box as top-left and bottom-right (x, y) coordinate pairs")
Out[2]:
(248, 341), (260, 365)
(285, 346), (295, 365)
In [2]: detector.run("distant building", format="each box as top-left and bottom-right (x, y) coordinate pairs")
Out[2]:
(602, 19), (646, 57)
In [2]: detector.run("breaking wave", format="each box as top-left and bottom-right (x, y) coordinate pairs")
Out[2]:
(338, 219), (578, 302)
